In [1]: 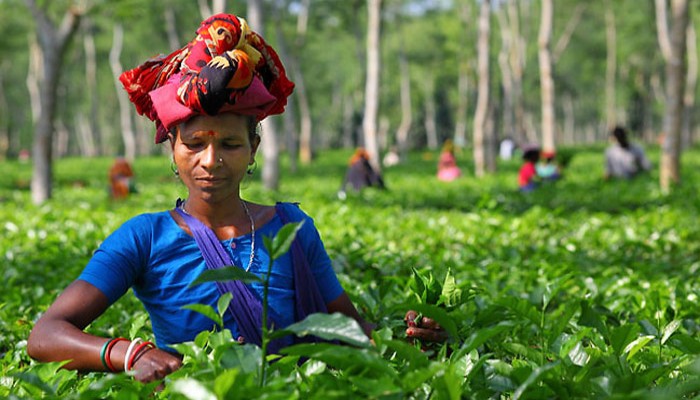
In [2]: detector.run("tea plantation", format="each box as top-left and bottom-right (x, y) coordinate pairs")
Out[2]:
(2, 147), (700, 398)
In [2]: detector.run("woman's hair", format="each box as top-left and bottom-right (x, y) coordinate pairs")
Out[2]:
(612, 126), (630, 149)
(523, 148), (540, 163)
(441, 139), (455, 154)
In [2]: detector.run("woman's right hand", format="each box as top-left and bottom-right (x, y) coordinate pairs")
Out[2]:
(131, 348), (182, 383)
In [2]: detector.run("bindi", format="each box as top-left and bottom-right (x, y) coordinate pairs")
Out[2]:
(205, 130), (217, 136)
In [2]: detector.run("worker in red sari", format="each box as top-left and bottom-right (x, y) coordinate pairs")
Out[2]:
(108, 157), (135, 199)
(437, 139), (462, 182)
(518, 145), (540, 192)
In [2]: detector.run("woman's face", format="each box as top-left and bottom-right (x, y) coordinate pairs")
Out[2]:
(171, 113), (259, 204)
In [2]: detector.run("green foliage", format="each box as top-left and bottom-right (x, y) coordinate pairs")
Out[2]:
(3, 147), (700, 398)
(4, 0), (697, 158)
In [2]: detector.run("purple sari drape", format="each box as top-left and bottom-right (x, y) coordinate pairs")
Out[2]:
(175, 200), (327, 353)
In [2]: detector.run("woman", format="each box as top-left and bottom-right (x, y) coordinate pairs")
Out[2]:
(26, 13), (376, 383)
(28, 12), (445, 384)
(437, 139), (461, 182)
(339, 148), (385, 195)
(604, 126), (652, 179)
(108, 157), (135, 199)
(518, 146), (540, 192)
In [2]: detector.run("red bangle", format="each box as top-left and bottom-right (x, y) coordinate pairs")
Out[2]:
(127, 341), (155, 371)
(105, 338), (128, 372)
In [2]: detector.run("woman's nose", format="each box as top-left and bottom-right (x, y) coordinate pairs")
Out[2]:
(202, 144), (219, 168)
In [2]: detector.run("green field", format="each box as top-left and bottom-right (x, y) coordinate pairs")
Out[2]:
(2, 147), (700, 399)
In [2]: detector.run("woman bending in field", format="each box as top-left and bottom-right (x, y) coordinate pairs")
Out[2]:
(27, 12), (442, 384)
(604, 126), (652, 180)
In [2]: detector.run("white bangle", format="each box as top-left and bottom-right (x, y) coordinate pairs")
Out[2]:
(123, 338), (143, 372)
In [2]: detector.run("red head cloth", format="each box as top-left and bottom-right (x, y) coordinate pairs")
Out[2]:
(119, 13), (295, 143)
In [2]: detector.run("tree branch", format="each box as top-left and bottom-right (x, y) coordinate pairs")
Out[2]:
(655, 0), (672, 62)
(552, 4), (585, 63)
(57, 5), (84, 46)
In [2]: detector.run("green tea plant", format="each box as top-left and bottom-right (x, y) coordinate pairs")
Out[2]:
(2, 148), (700, 398)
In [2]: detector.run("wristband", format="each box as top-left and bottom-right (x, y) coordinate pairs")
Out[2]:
(99, 339), (112, 371)
(126, 341), (155, 371)
(123, 338), (142, 372)
(105, 337), (128, 372)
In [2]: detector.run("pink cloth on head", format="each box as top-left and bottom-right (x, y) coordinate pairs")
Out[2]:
(149, 73), (276, 131)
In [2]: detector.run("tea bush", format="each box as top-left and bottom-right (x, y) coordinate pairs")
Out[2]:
(2, 147), (700, 398)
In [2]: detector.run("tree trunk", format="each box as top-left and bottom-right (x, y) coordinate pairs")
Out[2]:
(396, 45), (412, 160)
(281, 97), (298, 172)
(454, 2), (472, 148)
(164, 7), (181, 51)
(682, 20), (697, 146)
(198, 0), (227, 18)
(212, 0), (226, 14)
(362, 0), (382, 170)
(655, 0), (673, 62)
(538, 0), (555, 153)
(269, 3), (299, 172)
(378, 116), (389, 151)
(248, 0), (279, 190)
(485, 103), (497, 172)
(26, 36), (41, 125)
(660, 0), (689, 193)
(508, 0), (527, 145)
(54, 118), (69, 158)
(25, 0), (82, 204)
(563, 95), (575, 145)
(110, 23), (137, 161)
(82, 19), (100, 156)
(291, 54), (312, 167)
(423, 74), (438, 150)
(604, 0), (617, 130)
(473, 0), (490, 178)
(342, 93), (355, 148)
(453, 61), (469, 148)
(75, 113), (96, 158)
(287, 0), (313, 165)
(0, 65), (10, 159)
(497, 6), (515, 144)
(552, 4), (585, 63)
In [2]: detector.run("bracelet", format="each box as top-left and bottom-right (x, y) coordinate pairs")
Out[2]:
(123, 338), (142, 372)
(99, 339), (112, 371)
(105, 338), (128, 372)
(100, 338), (128, 372)
(126, 341), (155, 371)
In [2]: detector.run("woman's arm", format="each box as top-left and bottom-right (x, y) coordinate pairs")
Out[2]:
(27, 280), (181, 382)
(326, 292), (375, 337)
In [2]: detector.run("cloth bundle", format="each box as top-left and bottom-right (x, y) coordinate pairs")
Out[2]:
(119, 13), (294, 143)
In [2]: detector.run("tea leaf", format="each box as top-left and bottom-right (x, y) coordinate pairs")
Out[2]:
(269, 222), (304, 260)
(661, 320), (681, 345)
(269, 312), (371, 348)
(181, 304), (221, 328)
(624, 335), (654, 360)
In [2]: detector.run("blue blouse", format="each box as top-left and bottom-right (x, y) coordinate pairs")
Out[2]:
(78, 202), (344, 350)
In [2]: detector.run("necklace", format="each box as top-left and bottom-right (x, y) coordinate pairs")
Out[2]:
(240, 200), (256, 272)
(180, 199), (256, 272)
